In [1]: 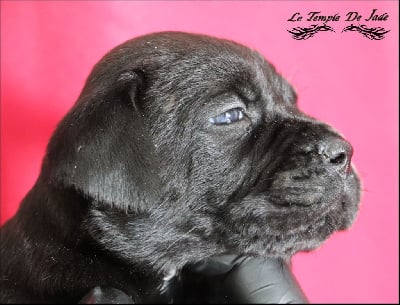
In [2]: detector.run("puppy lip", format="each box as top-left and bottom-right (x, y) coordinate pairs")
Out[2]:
(263, 186), (358, 236)
(301, 214), (329, 233)
(261, 165), (360, 208)
(266, 189), (324, 207)
(265, 181), (342, 208)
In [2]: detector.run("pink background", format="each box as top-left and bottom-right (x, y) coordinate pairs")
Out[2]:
(1, 1), (398, 303)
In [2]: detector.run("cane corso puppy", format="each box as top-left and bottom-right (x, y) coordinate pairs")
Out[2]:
(0, 32), (361, 303)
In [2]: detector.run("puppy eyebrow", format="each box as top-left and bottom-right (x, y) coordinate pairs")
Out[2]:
(236, 85), (259, 104)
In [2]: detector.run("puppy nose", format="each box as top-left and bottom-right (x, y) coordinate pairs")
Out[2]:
(318, 136), (353, 171)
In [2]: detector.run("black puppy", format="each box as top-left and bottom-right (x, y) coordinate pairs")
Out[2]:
(0, 32), (360, 303)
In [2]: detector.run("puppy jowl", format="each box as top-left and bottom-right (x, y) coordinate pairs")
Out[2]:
(0, 32), (361, 303)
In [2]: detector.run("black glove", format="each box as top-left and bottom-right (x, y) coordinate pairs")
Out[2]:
(168, 255), (308, 304)
(79, 255), (308, 304)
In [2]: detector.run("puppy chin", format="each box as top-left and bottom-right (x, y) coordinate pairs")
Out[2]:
(223, 171), (360, 259)
(235, 226), (330, 259)
(246, 212), (340, 258)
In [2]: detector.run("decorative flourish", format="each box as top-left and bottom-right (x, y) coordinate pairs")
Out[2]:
(287, 24), (335, 40)
(342, 24), (390, 40)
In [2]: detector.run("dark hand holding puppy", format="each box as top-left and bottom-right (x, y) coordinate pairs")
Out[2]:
(0, 32), (360, 303)
(169, 255), (308, 304)
(79, 255), (307, 304)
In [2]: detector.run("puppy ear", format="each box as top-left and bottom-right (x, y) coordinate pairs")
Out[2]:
(41, 69), (162, 211)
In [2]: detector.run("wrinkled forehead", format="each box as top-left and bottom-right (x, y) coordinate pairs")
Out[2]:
(149, 46), (285, 99)
(134, 34), (296, 117)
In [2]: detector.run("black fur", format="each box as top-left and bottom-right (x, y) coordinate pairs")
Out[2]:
(0, 32), (360, 303)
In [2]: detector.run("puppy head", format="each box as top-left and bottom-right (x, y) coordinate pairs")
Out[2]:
(43, 32), (360, 267)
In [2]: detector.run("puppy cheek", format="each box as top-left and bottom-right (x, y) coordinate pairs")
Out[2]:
(338, 171), (361, 230)
(337, 198), (360, 230)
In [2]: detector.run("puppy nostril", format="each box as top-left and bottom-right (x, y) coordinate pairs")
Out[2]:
(330, 152), (346, 165)
(319, 137), (353, 170)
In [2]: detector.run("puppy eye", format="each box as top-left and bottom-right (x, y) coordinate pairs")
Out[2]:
(209, 107), (245, 125)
